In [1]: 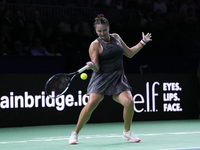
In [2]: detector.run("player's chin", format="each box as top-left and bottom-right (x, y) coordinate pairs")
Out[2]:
(100, 36), (107, 41)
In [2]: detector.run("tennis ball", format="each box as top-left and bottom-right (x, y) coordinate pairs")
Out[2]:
(80, 73), (87, 80)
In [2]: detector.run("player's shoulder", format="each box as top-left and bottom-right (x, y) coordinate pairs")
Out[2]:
(90, 39), (101, 47)
(111, 33), (120, 37)
(89, 39), (101, 50)
(111, 33), (121, 40)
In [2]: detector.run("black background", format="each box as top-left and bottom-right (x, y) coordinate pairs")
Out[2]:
(0, 73), (199, 128)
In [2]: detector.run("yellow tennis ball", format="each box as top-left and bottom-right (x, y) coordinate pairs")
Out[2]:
(80, 73), (87, 80)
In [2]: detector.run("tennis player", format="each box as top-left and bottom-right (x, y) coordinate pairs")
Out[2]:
(69, 14), (152, 144)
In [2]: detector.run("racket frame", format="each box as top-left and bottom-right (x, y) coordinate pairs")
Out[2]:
(45, 65), (88, 98)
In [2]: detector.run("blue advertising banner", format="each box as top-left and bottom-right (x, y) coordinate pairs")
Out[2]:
(0, 74), (199, 127)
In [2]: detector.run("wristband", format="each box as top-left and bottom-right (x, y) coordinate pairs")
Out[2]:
(140, 39), (146, 46)
(90, 61), (95, 66)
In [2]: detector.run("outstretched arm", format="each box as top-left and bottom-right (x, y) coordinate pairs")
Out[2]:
(113, 32), (152, 58)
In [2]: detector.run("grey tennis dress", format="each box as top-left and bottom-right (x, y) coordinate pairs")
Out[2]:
(86, 35), (131, 96)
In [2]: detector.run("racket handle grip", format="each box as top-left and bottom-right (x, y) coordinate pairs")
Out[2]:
(78, 65), (88, 73)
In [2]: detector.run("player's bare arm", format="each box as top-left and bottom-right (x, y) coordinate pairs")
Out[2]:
(87, 40), (101, 72)
(112, 33), (152, 58)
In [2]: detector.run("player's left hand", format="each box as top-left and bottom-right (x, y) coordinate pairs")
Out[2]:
(142, 32), (152, 43)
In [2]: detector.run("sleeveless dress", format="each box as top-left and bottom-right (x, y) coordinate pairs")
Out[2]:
(86, 35), (131, 96)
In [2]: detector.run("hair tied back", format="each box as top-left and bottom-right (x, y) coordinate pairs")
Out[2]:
(95, 14), (105, 20)
(94, 14), (109, 28)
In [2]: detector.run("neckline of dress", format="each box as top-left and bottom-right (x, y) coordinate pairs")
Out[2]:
(101, 35), (112, 44)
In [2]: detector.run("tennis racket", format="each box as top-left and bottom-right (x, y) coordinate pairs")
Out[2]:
(45, 65), (88, 98)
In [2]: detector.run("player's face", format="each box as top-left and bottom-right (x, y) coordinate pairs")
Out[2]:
(95, 24), (110, 42)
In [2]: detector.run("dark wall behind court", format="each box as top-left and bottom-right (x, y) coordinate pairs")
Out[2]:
(0, 74), (199, 128)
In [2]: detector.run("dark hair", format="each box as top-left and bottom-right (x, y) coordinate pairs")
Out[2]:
(94, 14), (109, 29)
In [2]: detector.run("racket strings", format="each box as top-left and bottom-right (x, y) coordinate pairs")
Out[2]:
(46, 75), (70, 97)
